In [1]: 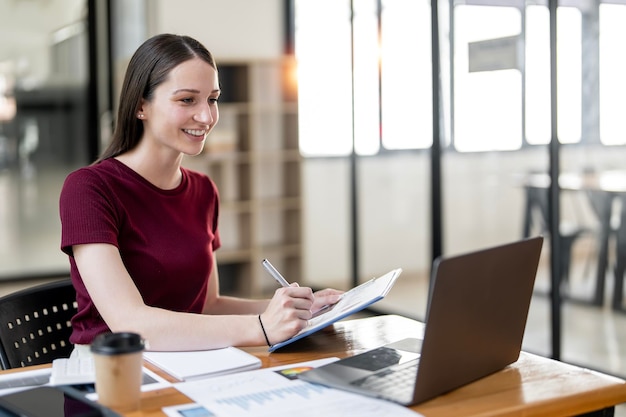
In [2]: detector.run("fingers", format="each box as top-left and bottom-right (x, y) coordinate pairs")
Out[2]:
(315, 288), (344, 303)
(260, 286), (315, 345)
(276, 285), (314, 317)
(260, 286), (345, 346)
(311, 288), (344, 313)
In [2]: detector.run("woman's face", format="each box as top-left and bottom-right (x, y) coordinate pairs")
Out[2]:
(139, 57), (220, 157)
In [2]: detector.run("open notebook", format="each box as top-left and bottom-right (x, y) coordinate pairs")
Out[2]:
(268, 268), (402, 352)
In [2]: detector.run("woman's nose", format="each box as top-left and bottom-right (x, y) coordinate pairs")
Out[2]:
(194, 104), (213, 124)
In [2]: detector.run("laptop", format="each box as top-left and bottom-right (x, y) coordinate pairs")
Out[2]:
(299, 236), (544, 406)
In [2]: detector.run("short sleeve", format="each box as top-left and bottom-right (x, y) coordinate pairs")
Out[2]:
(59, 169), (121, 256)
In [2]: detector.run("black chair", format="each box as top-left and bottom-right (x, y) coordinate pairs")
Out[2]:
(523, 185), (597, 296)
(612, 196), (626, 311)
(0, 279), (77, 369)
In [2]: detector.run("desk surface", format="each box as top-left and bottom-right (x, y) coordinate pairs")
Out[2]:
(3, 315), (626, 416)
(130, 314), (626, 417)
(522, 169), (626, 193)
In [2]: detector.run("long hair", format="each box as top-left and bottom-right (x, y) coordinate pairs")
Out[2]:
(95, 34), (216, 163)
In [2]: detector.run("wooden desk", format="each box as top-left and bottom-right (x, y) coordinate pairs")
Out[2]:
(130, 315), (626, 417)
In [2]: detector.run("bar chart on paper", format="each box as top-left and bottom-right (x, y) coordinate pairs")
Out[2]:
(173, 359), (421, 417)
(215, 383), (327, 410)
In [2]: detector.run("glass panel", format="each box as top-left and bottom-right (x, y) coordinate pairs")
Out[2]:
(453, 5), (522, 152)
(353, 0), (380, 155)
(525, 5), (582, 145)
(447, 0), (552, 362)
(525, 5), (551, 145)
(600, 3), (626, 146)
(294, 0), (432, 318)
(296, 0), (433, 155)
(0, 1), (90, 278)
(294, 0), (353, 157)
(381, 0), (433, 150)
(295, 0), (626, 380)
(557, 7), (582, 144)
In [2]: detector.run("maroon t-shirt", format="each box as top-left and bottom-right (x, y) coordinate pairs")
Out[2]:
(59, 158), (221, 344)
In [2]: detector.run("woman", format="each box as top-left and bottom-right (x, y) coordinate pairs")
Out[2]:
(59, 34), (342, 352)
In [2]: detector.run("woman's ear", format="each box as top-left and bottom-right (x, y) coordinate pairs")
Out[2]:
(136, 100), (147, 120)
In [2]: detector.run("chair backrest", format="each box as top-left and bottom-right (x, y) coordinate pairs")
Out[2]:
(525, 186), (550, 234)
(0, 279), (77, 369)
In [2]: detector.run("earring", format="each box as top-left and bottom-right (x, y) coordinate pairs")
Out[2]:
(137, 114), (144, 119)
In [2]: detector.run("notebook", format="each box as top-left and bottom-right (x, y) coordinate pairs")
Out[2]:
(268, 268), (402, 352)
(299, 236), (544, 406)
(143, 346), (261, 381)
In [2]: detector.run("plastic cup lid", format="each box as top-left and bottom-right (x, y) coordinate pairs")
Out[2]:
(90, 332), (145, 355)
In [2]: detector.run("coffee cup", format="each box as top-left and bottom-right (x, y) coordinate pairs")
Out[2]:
(90, 332), (145, 412)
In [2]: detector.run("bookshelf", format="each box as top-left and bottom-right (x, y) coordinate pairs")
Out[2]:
(183, 57), (301, 297)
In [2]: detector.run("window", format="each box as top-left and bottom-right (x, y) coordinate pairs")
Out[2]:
(453, 5), (522, 152)
(295, 0), (605, 155)
(295, 0), (353, 156)
(295, 0), (432, 156)
(600, 3), (626, 145)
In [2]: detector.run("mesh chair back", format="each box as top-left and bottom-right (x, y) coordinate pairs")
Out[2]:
(0, 280), (77, 369)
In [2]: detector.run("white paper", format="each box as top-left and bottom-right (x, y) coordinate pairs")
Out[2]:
(173, 358), (422, 417)
(144, 347), (261, 381)
(0, 367), (51, 395)
(269, 268), (402, 351)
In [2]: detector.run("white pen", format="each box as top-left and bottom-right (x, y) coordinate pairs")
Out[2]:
(262, 259), (290, 287)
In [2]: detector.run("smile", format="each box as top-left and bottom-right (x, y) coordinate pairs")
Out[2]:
(183, 129), (206, 137)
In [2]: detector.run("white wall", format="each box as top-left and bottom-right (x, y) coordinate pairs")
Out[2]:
(152, 0), (284, 60)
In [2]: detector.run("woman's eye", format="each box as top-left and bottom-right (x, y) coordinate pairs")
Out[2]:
(181, 98), (194, 104)
(209, 98), (219, 104)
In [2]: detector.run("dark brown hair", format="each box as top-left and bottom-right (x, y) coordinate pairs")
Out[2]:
(96, 34), (216, 163)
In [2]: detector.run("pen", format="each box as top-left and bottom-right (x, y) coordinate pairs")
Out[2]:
(262, 259), (290, 287)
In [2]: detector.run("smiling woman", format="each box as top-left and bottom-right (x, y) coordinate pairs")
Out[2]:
(58, 33), (343, 354)
(121, 56), (220, 179)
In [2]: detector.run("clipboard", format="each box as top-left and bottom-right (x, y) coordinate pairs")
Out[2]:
(268, 268), (402, 352)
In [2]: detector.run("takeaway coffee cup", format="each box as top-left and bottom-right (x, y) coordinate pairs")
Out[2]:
(90, 332), (145, 412)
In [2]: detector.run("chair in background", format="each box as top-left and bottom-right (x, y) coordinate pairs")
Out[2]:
(523, 185), (597, 297)
(0, 279), (76, 369)
(612, 196), (626, 311)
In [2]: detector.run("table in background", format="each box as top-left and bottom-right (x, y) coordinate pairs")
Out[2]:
(521, 170), (626, 309)
(132, 314), (626, 417)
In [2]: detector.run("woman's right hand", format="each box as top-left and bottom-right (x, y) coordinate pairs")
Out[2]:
(259, 284), (314, 345)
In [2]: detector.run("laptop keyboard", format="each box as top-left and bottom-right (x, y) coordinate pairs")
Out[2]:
(351, 358), (419, 402)
(341, 346), (408, 371)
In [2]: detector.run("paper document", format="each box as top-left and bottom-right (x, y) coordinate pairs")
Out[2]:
(144, 346), (261, 381)
(172, 358), (422, 417)
(269, 268), (402, 351)
(0, 368), (51, 396)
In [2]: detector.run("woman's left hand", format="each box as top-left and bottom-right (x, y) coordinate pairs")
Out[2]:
(311, 288), (344, 314)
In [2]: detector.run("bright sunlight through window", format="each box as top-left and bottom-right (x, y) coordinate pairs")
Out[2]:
(295, 1), (603, 156)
